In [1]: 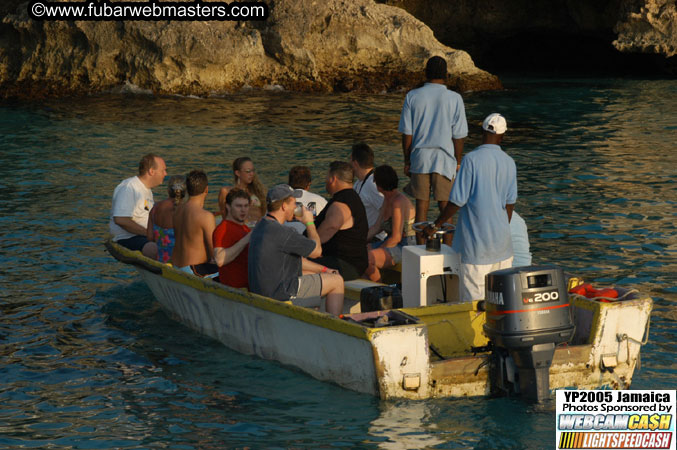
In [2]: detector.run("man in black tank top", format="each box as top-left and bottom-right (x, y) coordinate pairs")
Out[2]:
(311, 161), (369, 280)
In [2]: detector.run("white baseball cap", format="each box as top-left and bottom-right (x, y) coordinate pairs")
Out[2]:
(482, 113), (507, 135)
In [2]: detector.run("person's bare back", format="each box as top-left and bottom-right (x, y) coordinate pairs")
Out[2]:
(171, 170), (216, 268)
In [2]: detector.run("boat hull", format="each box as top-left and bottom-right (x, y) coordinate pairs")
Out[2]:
(106, 240), (652, 400)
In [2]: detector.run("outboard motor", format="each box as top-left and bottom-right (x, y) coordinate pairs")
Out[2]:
(483, 266), (575, 402)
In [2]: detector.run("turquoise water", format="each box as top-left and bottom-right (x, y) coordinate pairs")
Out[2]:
(1, 76), (676, 448)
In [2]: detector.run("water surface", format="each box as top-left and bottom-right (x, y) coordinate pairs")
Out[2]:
(1, 76), (675, 448)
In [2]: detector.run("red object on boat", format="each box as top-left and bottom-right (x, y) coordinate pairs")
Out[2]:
(569, 284), (618, 302)
(569, 283), (592, 296)
(596, 288), (619, 301)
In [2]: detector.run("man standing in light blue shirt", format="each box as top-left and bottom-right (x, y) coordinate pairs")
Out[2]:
(426, 113), (517, 302)
(399, 56), (468, 240)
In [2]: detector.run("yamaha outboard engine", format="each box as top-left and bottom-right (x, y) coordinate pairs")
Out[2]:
(483, 266), (575, 402)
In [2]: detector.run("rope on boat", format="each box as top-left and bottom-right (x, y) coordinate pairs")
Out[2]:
(616, 313), (651, 371)
(569, 288), (640, 303)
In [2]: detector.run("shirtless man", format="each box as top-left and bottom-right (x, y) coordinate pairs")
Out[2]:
(171, 170), (217, 276)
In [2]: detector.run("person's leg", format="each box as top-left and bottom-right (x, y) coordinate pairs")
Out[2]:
(118, 235), (157, 258)
(142, 241), (158, 260)
(436, 200), (453, 245)
(365, 248), (389, 282)
(414, 199), (430, 244)
(432, 173), (454, 246)
(459, 262), (493, 302)
(319, 273), (344, 315)
(410, 173), (431, 244)
(461, 257), (513, 301)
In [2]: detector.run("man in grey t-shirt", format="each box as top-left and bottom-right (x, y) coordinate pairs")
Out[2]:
(248, 184), (345, 315)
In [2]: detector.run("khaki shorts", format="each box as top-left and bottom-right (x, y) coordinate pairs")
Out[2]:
(409, 172), (453, 201)
(291, 273), (323, 308)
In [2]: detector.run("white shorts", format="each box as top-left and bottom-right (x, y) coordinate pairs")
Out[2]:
(459, 256), (514, 303)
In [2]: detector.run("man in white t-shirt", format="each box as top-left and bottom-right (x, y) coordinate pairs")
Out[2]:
(350, 143), (384, 240)
(285, 165), (329, 234)
(109, 153), (167, 258)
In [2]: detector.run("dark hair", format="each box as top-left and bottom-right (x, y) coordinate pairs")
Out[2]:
(226, 187), (250, 206)
(138, 153), (159, 176)
(232, 156), (266, 215)
(328, 161), (354, 184)
(425, 56), (447, 80)
(186, 170), (208, 196)
(166, 175), (186, 206)
(288, 166), (311, 190)
(350, 143), (374, 169)
(373, 165), (398, 191)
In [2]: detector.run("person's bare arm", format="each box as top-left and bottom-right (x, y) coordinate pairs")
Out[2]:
(423, 202), (461, 237)
(402, 134), (413, 177)
(367, 206), (386, 241)
(301, 207), (322, 259)
(302, 257), (338, 274)
(146, 207), (155, 242)
(203, 213), (217, 262)
(114, 217), (147, 237)
(452, 137), (464, 171)
(506, 204), (514, 223)
(317, 202), (350, 244)
(383, 200), (404, 248)
(214, 232), (251, 266)
(217, 186), (230, 218)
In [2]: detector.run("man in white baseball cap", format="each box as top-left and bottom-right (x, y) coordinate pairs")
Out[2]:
(426, 113), (517, 302)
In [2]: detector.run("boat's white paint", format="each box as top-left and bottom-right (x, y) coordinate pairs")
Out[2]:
(402, 244), (462, 307)
(140, 268), (381, 395)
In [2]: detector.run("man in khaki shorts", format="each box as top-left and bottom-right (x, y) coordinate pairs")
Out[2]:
(398, 56), (468, 242)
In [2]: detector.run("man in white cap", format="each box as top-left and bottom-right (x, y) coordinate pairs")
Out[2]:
(425, 113), (517, 302)
(248, 184), (345, 315)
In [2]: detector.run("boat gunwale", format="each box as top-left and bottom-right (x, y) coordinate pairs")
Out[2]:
(105, 239), (426, 341)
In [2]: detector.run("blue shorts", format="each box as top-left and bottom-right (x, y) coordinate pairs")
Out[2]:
(116, 235), (149, 252)
(176, 263), (219, 279)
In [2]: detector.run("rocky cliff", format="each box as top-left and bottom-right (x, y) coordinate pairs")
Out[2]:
(381, 0), (676, 72)
(614, 0), (676, 58)
(0, 0), (500, 99)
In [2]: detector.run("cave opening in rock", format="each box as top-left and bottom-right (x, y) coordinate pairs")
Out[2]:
(466, 31), (669, 76)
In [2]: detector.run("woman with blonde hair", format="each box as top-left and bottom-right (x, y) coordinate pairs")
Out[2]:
(218, 157), (266, 225)
(146, 175), (186, 263)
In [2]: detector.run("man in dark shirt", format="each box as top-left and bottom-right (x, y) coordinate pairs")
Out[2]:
(248, 184), (345, 315)
(312, 161), (369, 280)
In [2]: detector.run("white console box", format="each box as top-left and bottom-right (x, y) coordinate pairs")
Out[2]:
(402, 245), (462, 308)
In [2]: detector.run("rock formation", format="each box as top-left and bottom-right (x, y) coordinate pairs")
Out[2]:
(380, 0), (676, 72)
(0, 0), (501, 99)
(613, 0), (676, 58)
